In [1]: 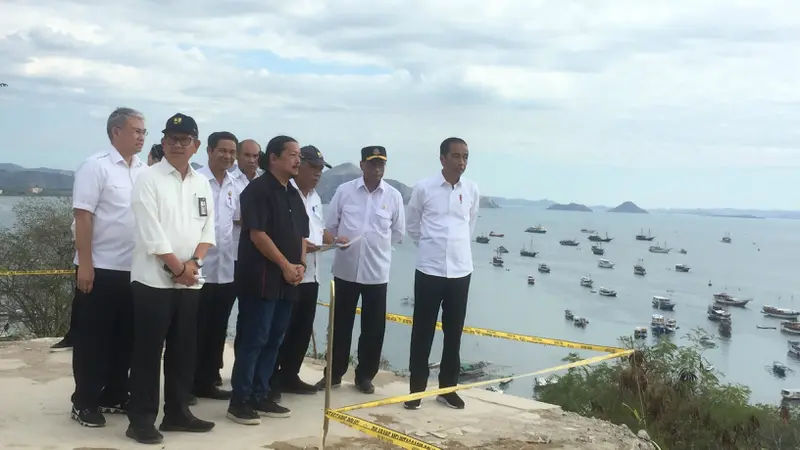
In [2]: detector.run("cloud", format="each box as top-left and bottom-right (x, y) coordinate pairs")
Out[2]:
(1, 0), (800, 207)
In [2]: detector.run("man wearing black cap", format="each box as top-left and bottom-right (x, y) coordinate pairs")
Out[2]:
(126, 113), (216, 444)
(268, 145), (338, 400)
(317, 146), (405, 394)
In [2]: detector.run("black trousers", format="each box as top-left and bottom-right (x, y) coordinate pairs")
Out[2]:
(71, 267), (133, 409)
(194, 282), (236, 391)
(329, 277), (387, 382)
(409, 270), (471, 392)
(271, 281), (319, 387)
(127, 282), (199, 429)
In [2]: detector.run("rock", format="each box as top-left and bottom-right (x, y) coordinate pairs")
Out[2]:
(430, 431), (448, 439)
(637, 429), (651, 441)
(411, 430), (429, 437)
(460, 426), (481, 434)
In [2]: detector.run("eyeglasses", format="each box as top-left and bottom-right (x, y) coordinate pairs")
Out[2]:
(165, 135), (195, 147)
(116, 126), (148, 137)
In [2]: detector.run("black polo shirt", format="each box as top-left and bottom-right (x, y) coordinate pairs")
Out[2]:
(237, 171), (309, 300)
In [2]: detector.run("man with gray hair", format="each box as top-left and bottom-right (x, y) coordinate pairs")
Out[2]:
(70, 107), (147, 428)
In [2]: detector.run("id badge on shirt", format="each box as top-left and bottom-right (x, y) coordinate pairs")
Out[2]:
(198, 197), (208, 217)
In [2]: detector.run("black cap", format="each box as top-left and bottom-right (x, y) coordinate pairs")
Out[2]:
(361, 145), (387, 162)
(300, 145), (332, 169)
(162, 113), (198, 137)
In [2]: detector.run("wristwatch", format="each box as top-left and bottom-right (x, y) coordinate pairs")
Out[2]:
(191, 256), (204, 268)
(299, 261), (307, 269)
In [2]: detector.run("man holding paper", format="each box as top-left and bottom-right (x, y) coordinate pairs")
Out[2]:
(317, 145), (405, 394)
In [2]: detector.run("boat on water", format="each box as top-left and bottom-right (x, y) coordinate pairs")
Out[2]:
(634, 327), (648, 339)
(496, 245), (509, 254)
(762, 305), (800, 320)
(635, 228), (655, 241)
(559, 239), (580, 246)
(538, 263), (551, 273)
(591, 244), (605, 255)
(788, 340), (800, 351)
(648, 243), (671, 254)
(489, 231), (504, 237)
(707, 305), (732, 321)
(476, 235), (490, 244)
(588, 232), (613, 242)
(597, 258), (615, 269)
(520, 236), (538, 258)
(781, 321), (800, 335)
(721, 232), (732, 244)
(580, 276), (594, 288)
(678, 248), (688, 254)
(713, 292), (751, 307)
(492, 250), (504, 267)
(565, 309), (574, 320)
(651, 314), (676, 334)
(781, 388), (800, 400)
(719, 320), (732, 337)
(573, 316), (589, 327)
(634, 258), (646, 276)
(652, 295), (675, 311)
(526, 225), (547, 234)
(599, 287), (617, 297)
(580, 228), (596, 234)
(675, 263), (691, 273)
(533, 375), (560, 389)
(527, 276), (535, 286)
(789, 349), (800, 360)
(773, 361), (788, 377)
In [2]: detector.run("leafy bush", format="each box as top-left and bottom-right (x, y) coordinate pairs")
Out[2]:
(0, 197), (74, 337)
(537, 330), (800, 449)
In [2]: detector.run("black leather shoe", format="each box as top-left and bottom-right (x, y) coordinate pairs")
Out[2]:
(354, 379), (375, 394)
(282, 377), (317, 395)
(193, 386), (231, 400)
(126, 425), (163, 444)
(159, 414), (215, 433)
(188, 394), (198, 406)
(314, 377), (342, 391)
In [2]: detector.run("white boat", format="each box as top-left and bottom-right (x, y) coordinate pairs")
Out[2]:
(652, 295), (676, 311)
(675, 264), (690, 273)
(580, 276), (593, 287)
(538, 263), (551, 273)
(634, 258), (646, 276)
(762, 305), (800, 320)
(666, 318), (678, 332)
(714, 292), (751, 307)
(634, 327), (648, 338)
(707, 305), (731, 321)
(597, 258), (615, 269)
(721, 232), (732, 244)
(599, 287), (617, 297)
(781, 321), (800, 335)
(573, 316), (589, 327)
(781, 388), (800, 400)
(648, 243), (671, 254)
(527, 276), (535, 286)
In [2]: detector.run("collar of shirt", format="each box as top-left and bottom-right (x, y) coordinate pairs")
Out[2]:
(153, 159), (200, 181)
(436, 170), (462, 189)
(289, 178), (317, 200)
(197, 165), (234, 187)
(109, 147), (144, 169)
(355, 176), (386, 193)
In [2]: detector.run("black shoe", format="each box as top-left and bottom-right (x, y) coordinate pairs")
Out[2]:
(226, 402), (261, 425)
(126, 425), (163, 444)
(436, 392), (465, 409)
(50, 337), (73, 352)
(159, 414), (215, 433)
(404, 399), (422, 410)
(214, 379), (223, 388)
(314, 377), (342, 391)
(252, 398), (291, 418)
(98, 401), (128, 415)
(188, 394), (198, 406)
(354, 379), (375, 394)
(266, 389), (282, 404)
(281, 377), (318, 395)
(193, 386), (231, 400)
(70, 406), (105, 427)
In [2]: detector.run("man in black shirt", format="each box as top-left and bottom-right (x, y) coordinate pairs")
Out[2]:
(227, 135), (309, 426)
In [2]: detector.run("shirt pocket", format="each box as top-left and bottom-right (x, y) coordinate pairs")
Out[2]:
(373, 208), (392, 233)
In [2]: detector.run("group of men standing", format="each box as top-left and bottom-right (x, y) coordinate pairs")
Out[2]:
(66, 107), (479, 445)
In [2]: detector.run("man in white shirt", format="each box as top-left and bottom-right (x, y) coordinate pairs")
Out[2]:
(126, 113), (216, 444)
(269, 145), (335, 400)
(229, 139), (264, 180)
(193, 132), (239, 401)
(317, 146), (405, 395)
(404, 137), (479, 411)
(69, 107), (147, 428)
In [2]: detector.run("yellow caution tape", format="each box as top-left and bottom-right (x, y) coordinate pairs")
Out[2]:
(332, 350), (632, 414)
(317, 302), (625, 354)
(0, 269), (73, 276)
(325, 409), (442, 450)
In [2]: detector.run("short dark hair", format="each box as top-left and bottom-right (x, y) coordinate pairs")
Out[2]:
(207, 131), (239, 150)
(440, 137), (467, 156)
(260, 135), (298, 170)
(149, 144), (164, 162)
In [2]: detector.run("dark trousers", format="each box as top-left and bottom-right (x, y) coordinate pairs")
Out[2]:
(127, 282), (199, 429)
(71, 267), (133, 409)
(230, 295), (293, 404)
(329, 277), (387, 382)
(271, 282), (319, 387)
(194, 282), (236, 391)
(409, 270), (471, 392)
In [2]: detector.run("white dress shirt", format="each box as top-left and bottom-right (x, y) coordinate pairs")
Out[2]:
(231, 167), (260, 260)
(130, 160), (216, 290)
(72, 149), (146, 271)
(290, 179), (324, 284)
(197, 166), (237, 284)
(406, 172), (480, 279)
(326, 177), (405, 285)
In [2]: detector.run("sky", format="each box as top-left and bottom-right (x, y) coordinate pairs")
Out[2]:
(1, 0), (799, 209)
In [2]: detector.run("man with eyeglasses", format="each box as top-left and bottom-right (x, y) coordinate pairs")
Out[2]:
(316, 146), (405, 395)
(126, 113), (216, 444)
(69, 107), (147, 428)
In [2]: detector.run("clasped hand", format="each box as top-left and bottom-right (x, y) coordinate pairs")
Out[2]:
(281, 262), (305, 286)
(172, 260), (201, 286)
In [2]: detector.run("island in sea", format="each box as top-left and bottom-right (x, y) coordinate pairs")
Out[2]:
(547, 202), (593, 212)
(608, 201), (648, 214)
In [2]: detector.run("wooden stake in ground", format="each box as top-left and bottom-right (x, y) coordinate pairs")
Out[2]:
(321, 280), (336, 449)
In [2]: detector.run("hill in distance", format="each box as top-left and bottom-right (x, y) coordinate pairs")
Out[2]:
(547, 202), (593, 212)
(608, 201), (648, 214)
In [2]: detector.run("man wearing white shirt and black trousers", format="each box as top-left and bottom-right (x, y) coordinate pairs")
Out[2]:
(317, 146), (405, 394)
(405, 137), (479, 410)
(126, 113), (216, 444)
(70, 107), (147, 427)
(194, 131), (239, 400)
